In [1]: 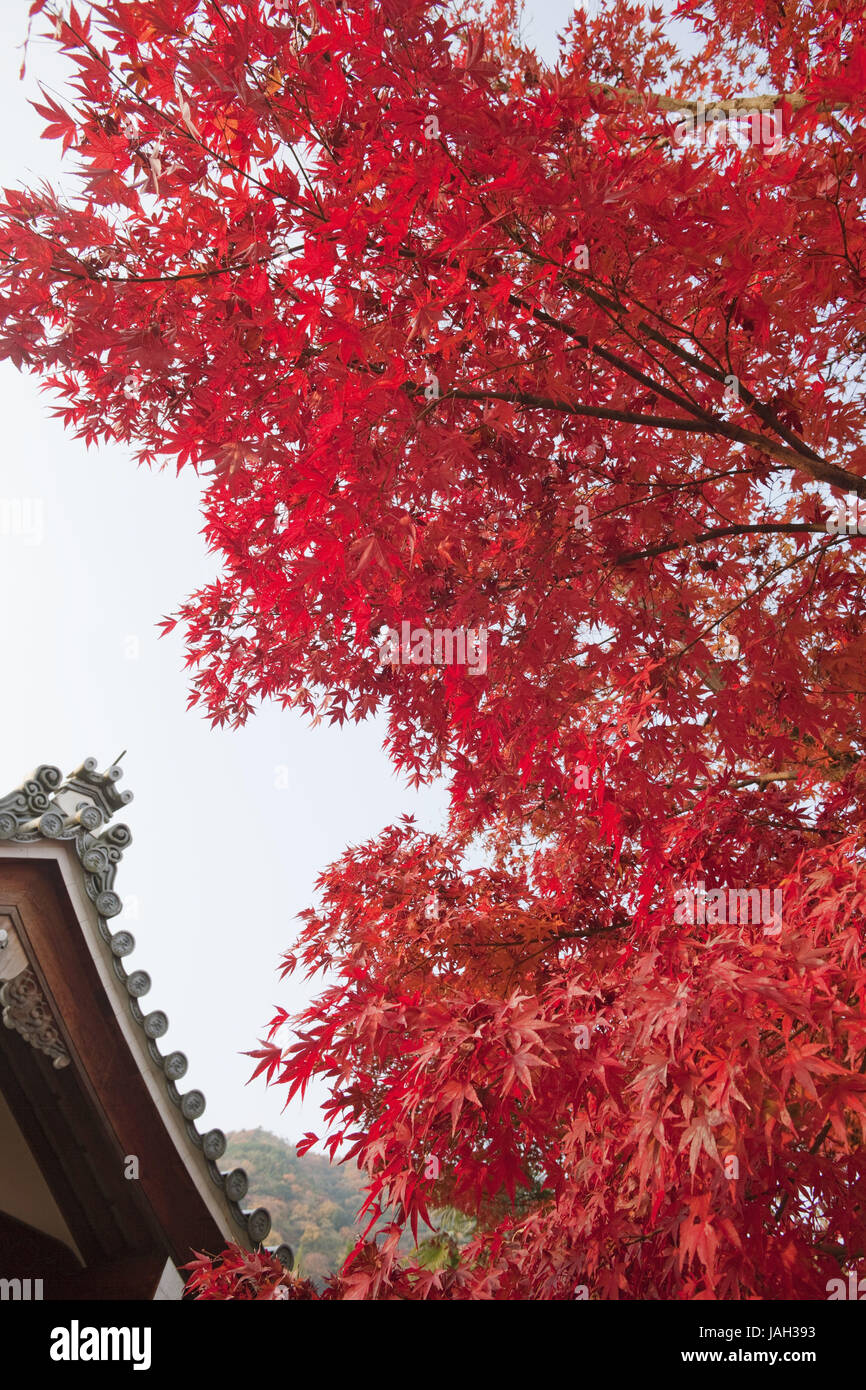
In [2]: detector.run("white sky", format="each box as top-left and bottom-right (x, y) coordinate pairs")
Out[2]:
(0, 1), (576, 1145)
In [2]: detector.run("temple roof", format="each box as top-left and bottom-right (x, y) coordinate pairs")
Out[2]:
(0, 758), (290, 1267)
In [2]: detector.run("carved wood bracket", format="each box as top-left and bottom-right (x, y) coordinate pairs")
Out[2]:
(1, 966), (70, 1070)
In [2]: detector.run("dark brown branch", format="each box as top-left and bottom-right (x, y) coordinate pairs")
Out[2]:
(434, 385), (710, 433)
(617, 522), (828, 563)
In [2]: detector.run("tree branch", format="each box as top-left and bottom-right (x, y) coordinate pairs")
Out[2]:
(617, 523), (829, 563)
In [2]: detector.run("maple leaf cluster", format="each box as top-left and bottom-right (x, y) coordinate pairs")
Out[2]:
(4, 0), (866, 1298)
(182, 1242), (324, 1299)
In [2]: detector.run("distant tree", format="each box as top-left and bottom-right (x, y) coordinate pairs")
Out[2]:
(412, 1207), (477, 1271)
(4, 0), (866, 1298)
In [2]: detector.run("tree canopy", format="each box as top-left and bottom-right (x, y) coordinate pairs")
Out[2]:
(3, 0), (866, 1298)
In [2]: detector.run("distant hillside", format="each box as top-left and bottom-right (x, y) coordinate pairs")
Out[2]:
(224, 1128), (372, 1286)
(224, 1128), (473, 1286)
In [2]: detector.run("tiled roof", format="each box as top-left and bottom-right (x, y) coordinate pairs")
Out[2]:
(0, 758), (292, 1269)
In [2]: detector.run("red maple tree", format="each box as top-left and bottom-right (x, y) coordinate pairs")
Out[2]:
(3, 0), (866, 1299)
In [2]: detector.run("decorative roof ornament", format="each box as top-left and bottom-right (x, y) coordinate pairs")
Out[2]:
(1, 966), (71, 1068)
(0, 759), (292, 1269)
(54, 754), (134, 824)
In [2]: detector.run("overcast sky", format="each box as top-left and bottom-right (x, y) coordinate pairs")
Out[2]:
(0, 1), (582, 1147)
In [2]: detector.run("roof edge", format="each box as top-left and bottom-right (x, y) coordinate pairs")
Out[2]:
(0, 759), (292, 1271)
